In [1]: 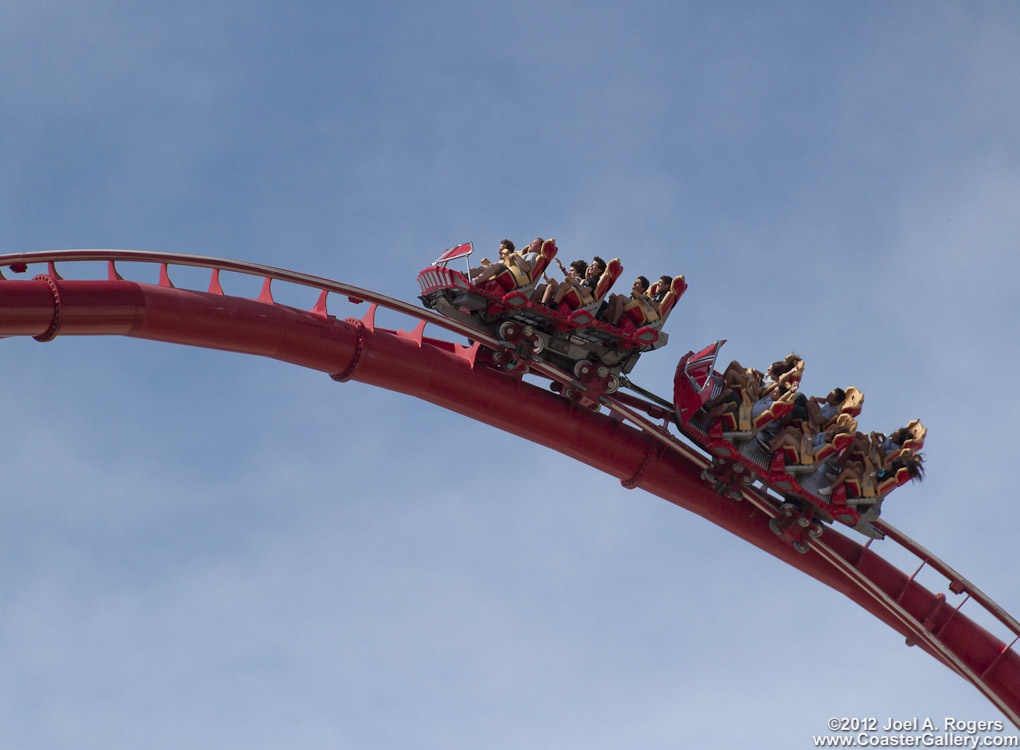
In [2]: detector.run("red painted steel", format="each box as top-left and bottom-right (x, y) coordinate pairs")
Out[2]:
(1, 255), (1018, 726)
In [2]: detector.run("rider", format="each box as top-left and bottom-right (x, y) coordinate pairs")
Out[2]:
(600, 275), (651, 327)
(818, 451), (925, 497)
(539, 256), (606, 309)
(472, 238), (540, 286)
(646, 275), (673, 316)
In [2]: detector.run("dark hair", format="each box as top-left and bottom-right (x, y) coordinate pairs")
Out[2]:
(570, 259), (587, 275)
(592, 256), (607, 274)
(832, 387), (846, 403)
(890, 426), (911, 444)
(636, 275), (650, 291)
(659, 275), (672, 286)
(893, 452), (925, 481)
(500, 239), (515, 252)
(770, 353), (802, 378)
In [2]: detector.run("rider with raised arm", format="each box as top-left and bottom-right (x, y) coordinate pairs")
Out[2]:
(807, 388), (847, 429)
(759, 354), (802, 396)
(539, 255), (606, 309)
(472, 238), (540, 286)
(541, 259), (585, 308)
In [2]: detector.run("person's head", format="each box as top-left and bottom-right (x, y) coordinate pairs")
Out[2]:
(649, 275), (671, 295)
(828, 387), (847, 405)
(569, 259), (587, 276)
(633, 276), (650, 295)
(769, 353), (801, 378)
(890, 426), (912, 445)
(499, 239), (515, 253)
(587, 256), (607, 278)
(529, 238), (544, 253)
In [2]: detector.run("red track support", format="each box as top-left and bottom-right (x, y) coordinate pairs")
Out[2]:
(1, 252), (1018, 726)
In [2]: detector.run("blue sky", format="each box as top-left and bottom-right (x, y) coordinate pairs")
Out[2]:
(2, 2), (1020, 748)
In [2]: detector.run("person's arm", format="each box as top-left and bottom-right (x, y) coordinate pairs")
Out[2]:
(509, 252), (532, 272)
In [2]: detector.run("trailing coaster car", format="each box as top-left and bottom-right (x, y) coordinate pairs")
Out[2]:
(418, 241), (687, 394)
(673, 341), (925, 546)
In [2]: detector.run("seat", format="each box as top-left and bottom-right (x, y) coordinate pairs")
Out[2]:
(618, 297), (651, 328)
(592, 259), (624, 306)
(875, 462), (916, 497)
(656, 275), (688, 323)
(839, 387), (864, 418)
(831, 470), (872, 508)
(751, 389), (798, 431)
(722, 388), (797, 434)
(785, 416), (857, 468)
(884, 420), (926, 464)
(845, 476), (865, 499)
(852, 455), (891, 501)
(777, 440), (803, 468)
(720, 388), (755, 432)
(526, 239), (557, 283)
(904, 419), (926, 448)
(813, 417), (857, 463)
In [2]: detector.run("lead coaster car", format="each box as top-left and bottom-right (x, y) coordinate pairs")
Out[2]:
(418, 242), (685, 383)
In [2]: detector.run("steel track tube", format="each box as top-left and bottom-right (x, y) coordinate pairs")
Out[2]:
(1, 276), (1018, 722)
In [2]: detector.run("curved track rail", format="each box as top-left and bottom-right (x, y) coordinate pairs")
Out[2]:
(1, 249), (1018, 725)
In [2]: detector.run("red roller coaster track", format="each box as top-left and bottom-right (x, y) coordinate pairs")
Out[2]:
(1, 249), (1018, 726)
